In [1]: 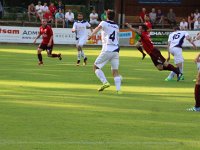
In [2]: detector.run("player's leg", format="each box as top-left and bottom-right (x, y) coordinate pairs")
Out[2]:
(46, 45), (62, 60)
(166, 48), (184, 81)
(94, 52), (110, 91)
(136, 41), (146, 60)
(37, 44), (44, 65)
(111, 52), (121, 93)
(78, 38), (87, 65)
(188, 72), (200, 111)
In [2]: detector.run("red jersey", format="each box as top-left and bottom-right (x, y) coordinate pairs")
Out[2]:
(140, 31), (154, 54)
(43, 12), (53, 20)
(144, 21), (152, 30)
(39, 25), (53, 45)
(139, 12), (146, 22)
(49, 5), (57, 14)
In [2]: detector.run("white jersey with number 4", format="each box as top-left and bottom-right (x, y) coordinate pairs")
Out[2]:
(168, 31), (189, 49)
(99, 21), (119, 52)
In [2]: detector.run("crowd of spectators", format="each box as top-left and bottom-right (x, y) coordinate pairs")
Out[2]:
(138, 7), (200, 30)
(26, 1), (108, 28)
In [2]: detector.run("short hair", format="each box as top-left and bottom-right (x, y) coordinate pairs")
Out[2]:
(141, 24), (148, 31)
(77, 12), (83, 16)
(173, 25), (180, 31)
(106, 9), (115, 20)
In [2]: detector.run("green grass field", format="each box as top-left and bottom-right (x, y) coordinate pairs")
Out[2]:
(0, 44), (200, 150)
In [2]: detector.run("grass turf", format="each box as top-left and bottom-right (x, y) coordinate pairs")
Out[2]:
(0, 44), (200, 150)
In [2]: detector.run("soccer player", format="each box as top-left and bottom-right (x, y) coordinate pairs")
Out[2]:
(33, 19), (62, 65)
(72, 12), (91, 66)
(187, 54), (200, 112)
(165, 26), (196, 81)
(88, 10), (122, 93)
(135, 16), (152, 60)
(126, 23), (182, 81)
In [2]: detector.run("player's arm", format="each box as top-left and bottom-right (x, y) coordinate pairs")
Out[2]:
(167, 42), (171, 62)
(186, 35), (197, 49)
(125, 23), (141, 35)
(33, 32), (41, 44)
(72, 23), (76, 33)
(88, 24), (102, 40)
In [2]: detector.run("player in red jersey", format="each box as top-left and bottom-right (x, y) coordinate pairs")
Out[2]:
(126, 23), (183, 81)
(33, 19), (62, 65)
(136, 16), (152, 60)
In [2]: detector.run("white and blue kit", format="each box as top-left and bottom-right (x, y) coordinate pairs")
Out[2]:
(168, 31), (189, 64)
(72, 20), (91, 47)
(94, 21), (120, 70)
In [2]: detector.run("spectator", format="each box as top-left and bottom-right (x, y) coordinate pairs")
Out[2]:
(179, 18), (188, 30)
(188, 13), (195, 30)
(55, 9), (65, 28)
(149, 8), (156, 25)
(89, 9), (99, 26)
(101, 9), (107, 21)
(156, 9), (164, 24)
(139, 8), (147, 23)
(194, 17), (200, 30)
(42, 2), (48, 14)
(194, 9), (200, 21)
(27, 3), (36, 22)
(65, 9), (74, 28)
(43, 9), (53, 25)
(49, 2), (57, 15)
(57, 1), (64, 13)
(167, 8), (176, 27)
(35, 1), (43, 21)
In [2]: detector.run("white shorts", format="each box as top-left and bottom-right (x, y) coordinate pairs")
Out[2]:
(76, 36), (87, 47)
(169, 47), (184, 64)
(94, 51), (119, 70)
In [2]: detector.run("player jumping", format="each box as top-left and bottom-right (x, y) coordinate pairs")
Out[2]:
(88, 10), (122, 93)
(33, 18), (62, 65)
(72, 12), (91, 66)
(165, 26), (196, 81)
(126, 23), (183, 81)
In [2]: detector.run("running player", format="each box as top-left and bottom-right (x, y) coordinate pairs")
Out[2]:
(126, 23), (183, 81)
(187, 53), (200, 111)
(165, 26), (196, 81)
(88, 9), (122, 93)
(33, 18), (62, 65)
(72, 12), (91, 66)
(135, 16), (152, 60)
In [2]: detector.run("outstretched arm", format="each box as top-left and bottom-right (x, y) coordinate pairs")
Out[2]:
(125, 23), (141, 35)
(88, 25), (102, 40)
(186, 35), (197, 49)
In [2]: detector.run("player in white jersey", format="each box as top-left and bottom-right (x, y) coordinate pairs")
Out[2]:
(165, 26), (196, 81)
(72, 12), (91, 66)
(88, 10), (122, 94)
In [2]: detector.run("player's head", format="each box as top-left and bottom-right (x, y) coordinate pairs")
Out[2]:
(173, 25), (180, 31)
(41, 19), (47, 26)
(77, 12), (84, 21)
(139, 25), (148, 32)
(106, 9), (115, 21)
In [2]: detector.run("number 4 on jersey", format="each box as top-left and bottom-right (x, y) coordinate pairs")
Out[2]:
(109, 31), (115, 42)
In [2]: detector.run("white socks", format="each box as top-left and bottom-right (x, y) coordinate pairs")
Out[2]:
(168, 71), (176, 79)
(95, 69), (108, 84)
(81, 51), (86, 59)
(114, 76), (121, 91)
(77, 51), (81, 60)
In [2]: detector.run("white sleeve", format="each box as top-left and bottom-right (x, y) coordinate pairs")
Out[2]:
(184, 31), (189, 37)
(168, 34), (172, 42)
(87, 22), (91, 28)
(72, 22), (76, 30)
(99, 21), (105, 28)
(72, 13), (74, 19)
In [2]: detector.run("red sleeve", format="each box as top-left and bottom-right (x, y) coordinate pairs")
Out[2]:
(39, 27), (42, 35)
(48, 26), (53, 36)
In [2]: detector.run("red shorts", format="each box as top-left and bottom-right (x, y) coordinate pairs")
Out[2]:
(149, 48), (166, 66)
(38, 43), (53, 54)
